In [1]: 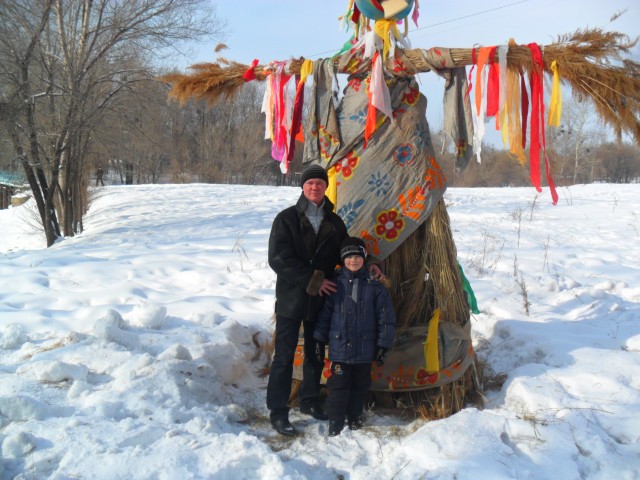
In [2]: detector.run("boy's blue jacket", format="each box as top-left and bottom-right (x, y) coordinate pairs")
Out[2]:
(314, 266), (396, 364)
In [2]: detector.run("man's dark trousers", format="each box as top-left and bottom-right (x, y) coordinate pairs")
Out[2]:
(267, 315), (324, 421)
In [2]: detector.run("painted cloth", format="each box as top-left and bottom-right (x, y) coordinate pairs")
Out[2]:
(442, 67), (474, 172)
(296, 317), (473, 391)
(297, 45), (475, 392)
(303, 46), (451, 261)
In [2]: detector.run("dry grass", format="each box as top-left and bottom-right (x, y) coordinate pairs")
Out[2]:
(251, 325), (275, 379)
(162, 28), (639, 144)
(382, 199), (470, 329)
(369, 365), (483, 421)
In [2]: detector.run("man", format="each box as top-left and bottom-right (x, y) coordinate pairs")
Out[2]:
(267, 164), (346, 436)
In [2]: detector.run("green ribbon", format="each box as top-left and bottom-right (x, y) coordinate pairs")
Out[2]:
(458, 262), (480, 314)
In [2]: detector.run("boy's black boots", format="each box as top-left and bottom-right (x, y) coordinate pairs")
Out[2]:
(328, 420), (344, 437)
(348, 416), (363, 430)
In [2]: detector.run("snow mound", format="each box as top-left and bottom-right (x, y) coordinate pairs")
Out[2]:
(2, 431), (36, 458)
(0, 395), (72, 421)
(34, 360), (89, 383)
(128, 305), (168, 329)
(0, 324), (28, 350)
(93, 309), (140, 350)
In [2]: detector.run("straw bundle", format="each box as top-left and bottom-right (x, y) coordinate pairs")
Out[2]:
(161, 28), (639, 143)
(371, 198), (476, 419)
(544, 29), (639, 142)
(383, 199), (468, 329)
(160, 58), (270, 106)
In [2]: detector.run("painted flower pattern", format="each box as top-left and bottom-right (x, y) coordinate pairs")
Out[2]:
(338, 198), (365, 230)
(347, 78), (363, 92)
(393, 144), (414, 166)
(392, 106), (406, 119)
(318, 125), (339, 161)
(334, 150), (360, 180)
(374, 209), (405, 241)
(322, 358), (332, 380)
(348, 109), (367, 125)
(401, 86), (419, 106)
(368, 172), (391, 197)
(424, 156), (445, 190)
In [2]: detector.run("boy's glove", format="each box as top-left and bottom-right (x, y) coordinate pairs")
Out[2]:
(315, 342), (325, 364)
(375, 347), (388, 367)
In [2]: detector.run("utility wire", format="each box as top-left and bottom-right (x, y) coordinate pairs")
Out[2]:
(413, 0), (532, 32)
(308, 0), (533, 58)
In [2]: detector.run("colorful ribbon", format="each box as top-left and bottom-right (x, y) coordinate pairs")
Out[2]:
(365, 52), (392, 147)
(548, 60), (562, 127)
(269, 62), (292, 163)
(527, 43), (558, 204)
(373, 18), (401, 60)
(242, 59), (260, 82)
(425, 308), (441, 374)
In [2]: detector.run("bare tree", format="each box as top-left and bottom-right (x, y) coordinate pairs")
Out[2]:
(597, 142), (640, 183)
(0, 0), (222, 246)
(546, 99), (603, 185)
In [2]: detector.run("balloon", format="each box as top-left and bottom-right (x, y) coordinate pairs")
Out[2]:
(355, 0), (414, 21)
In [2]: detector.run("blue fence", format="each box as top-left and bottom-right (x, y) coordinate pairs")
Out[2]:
(0, 172), (25, 187)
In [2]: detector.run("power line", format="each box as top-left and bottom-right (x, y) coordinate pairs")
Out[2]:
(413, 0), (532, 32)
(308, 0), (533, 58)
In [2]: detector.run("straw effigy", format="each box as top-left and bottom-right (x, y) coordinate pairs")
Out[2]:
(161, 27), (638, 419)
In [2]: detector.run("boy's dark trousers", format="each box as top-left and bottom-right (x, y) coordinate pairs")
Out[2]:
(267, 315), (325, 421)
(326, 361), (372, 424)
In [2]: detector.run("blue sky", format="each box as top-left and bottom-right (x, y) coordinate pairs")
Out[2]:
(176, 0), (639, 135)
(196, 0), (638, 65)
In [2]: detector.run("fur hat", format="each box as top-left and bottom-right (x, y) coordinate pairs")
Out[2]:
(340, 236), (367, 263)
(300, 165), (329, 187)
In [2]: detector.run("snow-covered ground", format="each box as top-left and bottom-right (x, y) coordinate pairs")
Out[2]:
(1, 183), (639, 479)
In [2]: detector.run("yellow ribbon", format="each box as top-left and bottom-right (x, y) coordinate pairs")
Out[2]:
(424, 308), (441, 374)
(548, 60), (562, 127)
(327, 166), (338, 209)
(374, 19), (401, 60)
(299, 59), (313, 85)
(500, 105), (509, 146)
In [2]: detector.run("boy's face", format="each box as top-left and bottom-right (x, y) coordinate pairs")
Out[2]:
(344, 255), (364, 272)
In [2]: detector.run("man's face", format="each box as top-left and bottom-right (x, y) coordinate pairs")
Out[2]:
(302, 178), (327, 206)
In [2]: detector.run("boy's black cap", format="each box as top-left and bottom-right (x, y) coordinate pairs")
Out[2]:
(340, 236), (367, 263)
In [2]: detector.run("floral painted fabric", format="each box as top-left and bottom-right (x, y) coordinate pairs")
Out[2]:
(293, 320), (473, 391)
(303, 46), (447, 261)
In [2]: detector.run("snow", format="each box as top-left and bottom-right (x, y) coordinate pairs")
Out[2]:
(1, 183), (639, 479)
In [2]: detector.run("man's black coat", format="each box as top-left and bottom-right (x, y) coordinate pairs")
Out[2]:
(268, 193), (348, 323)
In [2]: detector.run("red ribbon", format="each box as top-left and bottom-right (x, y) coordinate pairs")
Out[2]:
(242, 59), (260, 82)
(352, 4), (361, 24)
(370, 0), (385, 13)
(485, 59), (499, 117)
(527, 43), (558, 204)
(285, 74), (305, 167)
(270, 63), (292, 161)
(464, 48), (477, 100)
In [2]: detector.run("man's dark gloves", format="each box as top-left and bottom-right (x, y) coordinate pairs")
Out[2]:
(375, 347), (388, 367)
(315, 342), (325, 364)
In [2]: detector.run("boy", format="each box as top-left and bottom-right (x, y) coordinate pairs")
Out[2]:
(314, 236), (396, 436)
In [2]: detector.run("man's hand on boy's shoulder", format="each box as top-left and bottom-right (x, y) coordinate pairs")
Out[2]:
(368, 263), (386, 281)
